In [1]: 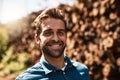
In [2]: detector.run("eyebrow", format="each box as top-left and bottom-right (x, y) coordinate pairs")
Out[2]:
(44, 28), (66, 32)
(58, 29), (66, 32)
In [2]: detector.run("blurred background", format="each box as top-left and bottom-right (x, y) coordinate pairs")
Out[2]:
(0, 0), (120, 80)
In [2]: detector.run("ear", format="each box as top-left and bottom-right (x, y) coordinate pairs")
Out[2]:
(34, 34), (40, 44)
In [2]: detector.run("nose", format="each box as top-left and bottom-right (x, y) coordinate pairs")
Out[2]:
(52, 33), (59, 42)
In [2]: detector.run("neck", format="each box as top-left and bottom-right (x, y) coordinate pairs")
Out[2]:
(44, 54), (65, 69)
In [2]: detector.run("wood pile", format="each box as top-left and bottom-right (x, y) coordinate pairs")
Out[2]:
(58, 0), (120, 80)
(8, 0), (120, 80)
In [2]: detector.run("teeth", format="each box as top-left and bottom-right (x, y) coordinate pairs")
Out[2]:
(49, 44), (61, 49)
(51, 44), (60, 47)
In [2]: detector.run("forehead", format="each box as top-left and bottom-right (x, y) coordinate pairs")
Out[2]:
(41, 18), (65, 30)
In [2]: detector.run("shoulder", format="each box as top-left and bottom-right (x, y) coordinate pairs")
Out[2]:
(72, 61), (90, 80)
(72, 61), (88, 71)
(16, 62), (44, 80)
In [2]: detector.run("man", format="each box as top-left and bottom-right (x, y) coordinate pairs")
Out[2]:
(16, 8), (90, 80)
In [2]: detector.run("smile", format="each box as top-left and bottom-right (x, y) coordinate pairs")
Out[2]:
(48, 44), (63, 50)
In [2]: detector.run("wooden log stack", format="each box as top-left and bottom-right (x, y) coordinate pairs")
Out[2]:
(58, 0), (120, 80)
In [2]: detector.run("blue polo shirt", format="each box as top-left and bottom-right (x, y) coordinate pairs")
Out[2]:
(16, 55), (90, 80)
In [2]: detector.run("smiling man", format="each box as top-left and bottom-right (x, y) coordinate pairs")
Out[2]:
(16, 8), (90, 80)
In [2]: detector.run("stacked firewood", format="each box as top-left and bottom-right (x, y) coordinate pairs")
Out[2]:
(8, 0), (120, 80)
(57, 0), (120, 80)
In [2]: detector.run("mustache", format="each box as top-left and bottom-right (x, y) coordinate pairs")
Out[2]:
(46, 41), (63, 46)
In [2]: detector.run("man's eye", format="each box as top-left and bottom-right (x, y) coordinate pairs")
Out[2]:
(58, 32), (65, 36)
(44, 32), (52, 36)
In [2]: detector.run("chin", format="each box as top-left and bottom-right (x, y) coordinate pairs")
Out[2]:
(42, 45), (65, 58)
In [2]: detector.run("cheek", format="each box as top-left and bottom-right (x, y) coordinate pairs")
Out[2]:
(61, 36), (67, 43)
(40, 36), (49, 46)
(64, 35), (67, 40)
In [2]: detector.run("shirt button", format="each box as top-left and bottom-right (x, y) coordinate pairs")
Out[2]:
(63, 71), (65, 74)
(53, 70), (56, 72)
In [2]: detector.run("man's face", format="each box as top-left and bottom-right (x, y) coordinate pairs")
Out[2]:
(39, 18), (66, 58)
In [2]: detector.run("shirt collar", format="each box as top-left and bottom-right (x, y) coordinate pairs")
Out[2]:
(40, 55), (73, 75)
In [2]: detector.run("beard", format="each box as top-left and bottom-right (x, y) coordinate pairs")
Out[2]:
(41, 41), (66, 58)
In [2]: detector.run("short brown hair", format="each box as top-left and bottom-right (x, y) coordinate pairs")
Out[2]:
(34, 8), (67, 35)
